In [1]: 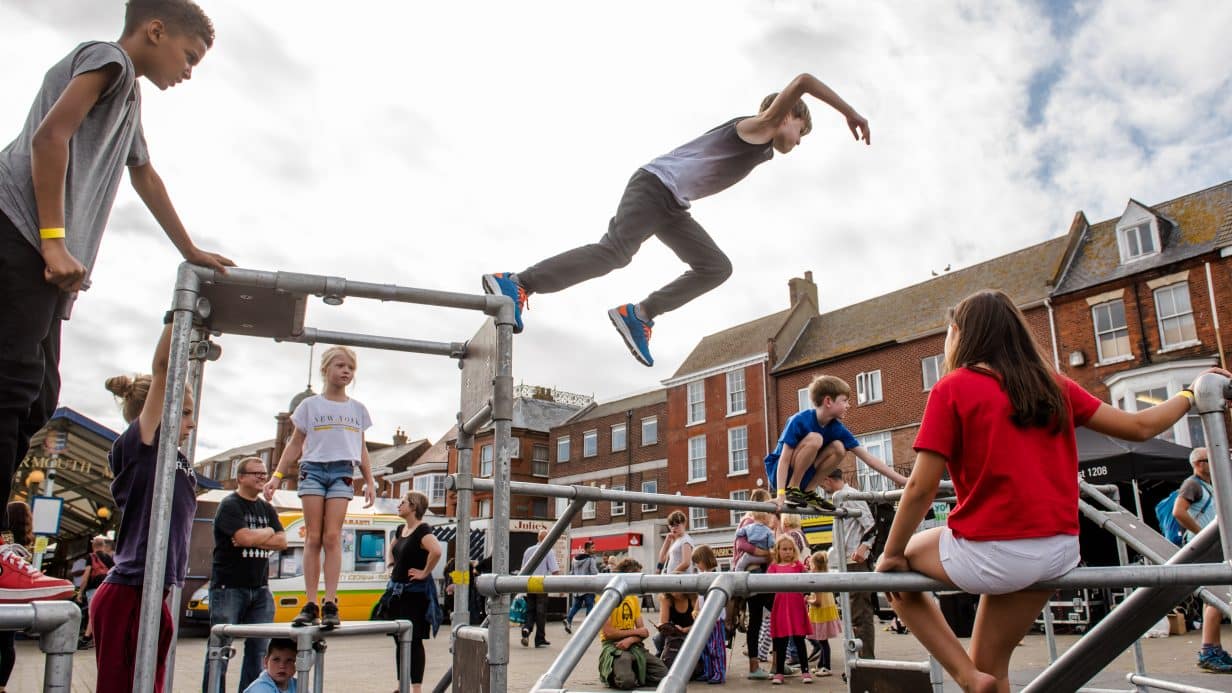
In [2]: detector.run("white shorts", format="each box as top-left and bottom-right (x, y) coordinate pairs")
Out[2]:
(938, 528), (1080, 595)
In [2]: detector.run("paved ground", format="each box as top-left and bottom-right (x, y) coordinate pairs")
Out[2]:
(10, 621), (1232, 691)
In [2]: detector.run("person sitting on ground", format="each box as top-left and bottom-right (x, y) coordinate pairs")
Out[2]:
(657, 591), (697, 674)
(767, 375), (906, 512)
(1172, 446), (1232, 674)
(242, 638), (297, 693)
(598, 558), (668, 690)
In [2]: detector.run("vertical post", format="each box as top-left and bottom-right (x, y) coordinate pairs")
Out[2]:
(1041, 605), (1058, 662)
(313, 641), (325, 693)
(833, 513), (857, 680)
(32, 462), (56, 570)
(451, 423), (475, 648)
(1192, 373), (1232, 564)
(928, 656), (945, 693)
(295, 631), (314, 693)
(398, 624), (413, 693)
(34, 601), (81, 693)
(656, 573), (733, 692)
(133, 263), (199, 693)
(488, 316), (515, 693)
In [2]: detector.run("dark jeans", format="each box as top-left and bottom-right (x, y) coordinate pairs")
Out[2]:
(565, 592), (595, 624)
(518, 169), (732, 320)
(0, 215), (60, 532)
(202, 586), (275, 693)
(522, 592), (548, 644)
(0, 630), (14, 686)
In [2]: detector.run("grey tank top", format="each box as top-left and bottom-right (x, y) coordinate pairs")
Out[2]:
(0, 41), (149, 277)
(641, 116), (773, 208)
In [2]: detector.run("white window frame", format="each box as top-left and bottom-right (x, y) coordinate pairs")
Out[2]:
(611, 484), (626, 516)
(729, 490), (749, 527)
(686, 381), (706, 425)
(1153, 282), (1198, 349)
(1092, 299), (1133, 363)
(583, 429), (598, 458)
(689, 506), (708, 530)
(1105, 361), (1213, 448)
(531, 444), (549, 477)
(611, 423), (627, 453)
(414, 474), (447, 507)
(726, 369), (747, 415)
(480, 444), (493, 477)
(855, 431), (895, 494)
(641, 416), (658, 446)
(555, 497), (569, 519)
(856, 370), (883, 405)
(687, 435), (707, 483)
(641, 480), (658, 512)
(727, 426), (749, 475)
(557, 435), (570, 463)
(478, 499), (492, 518)
(582, 500), (596, 520)
(797, 387), (811, 412)
(921, 354), (944, 391)
(1117, 221), (1160, 263)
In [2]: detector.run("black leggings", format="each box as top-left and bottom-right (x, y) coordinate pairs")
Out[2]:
(0, 631), (14, 686)
(391, 590), (429, 684)
(744, 592), (773, 661)
(809, 638), (831, 669)
(774, 636), (809, 676)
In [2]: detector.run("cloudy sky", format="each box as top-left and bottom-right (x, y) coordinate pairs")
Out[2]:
(3, 1), (1230, 460)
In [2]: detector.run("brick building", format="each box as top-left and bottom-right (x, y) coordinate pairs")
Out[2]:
(1050, 182), (1232, 447)
(387, 426), (455, 513)
(769, 238), (1066, 491)
(657, 273), (821, 558)
(549, 389), (668, 571)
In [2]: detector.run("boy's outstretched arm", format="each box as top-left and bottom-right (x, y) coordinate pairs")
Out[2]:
(31, 66), (122, 292)
(128, 162), (234, 273)
(739, 73), (871, 145)
(851, 446), (908, 486)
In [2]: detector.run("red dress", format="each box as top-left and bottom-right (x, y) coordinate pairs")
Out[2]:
(768, 561), (811, 637)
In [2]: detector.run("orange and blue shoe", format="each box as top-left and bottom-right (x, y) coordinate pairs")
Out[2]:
(482, 273), (528, 333)
(608, 304), (654, 367)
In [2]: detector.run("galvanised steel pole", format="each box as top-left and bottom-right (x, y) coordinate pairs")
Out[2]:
(133, 263), (199, 693)
(489, 304), (516, 693)
(1192, 373), (1232, 564)
(448, 422), (476, 693)
(530, 575), (630, 692)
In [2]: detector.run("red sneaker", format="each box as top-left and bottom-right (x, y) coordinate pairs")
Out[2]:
(0, 544), (75, 603)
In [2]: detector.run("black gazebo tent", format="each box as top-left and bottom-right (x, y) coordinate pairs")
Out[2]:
(1076, 427), (1193, 484)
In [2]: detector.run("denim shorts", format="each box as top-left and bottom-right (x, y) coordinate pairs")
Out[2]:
(297, 460), (356, 499)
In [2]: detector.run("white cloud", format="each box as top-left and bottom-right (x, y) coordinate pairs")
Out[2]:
(1, 1), (1228, 459)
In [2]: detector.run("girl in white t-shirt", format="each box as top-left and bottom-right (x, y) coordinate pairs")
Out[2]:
(265, 346), (376, 628)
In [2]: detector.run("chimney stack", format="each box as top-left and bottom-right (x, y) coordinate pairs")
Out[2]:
(393, 427), (408, 446)
(788, 271), (818, 310)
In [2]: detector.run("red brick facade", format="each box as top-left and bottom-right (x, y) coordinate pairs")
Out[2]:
(445, 428), (556, 520)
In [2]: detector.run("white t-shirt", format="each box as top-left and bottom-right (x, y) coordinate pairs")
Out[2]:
(290, 395), (372, 463)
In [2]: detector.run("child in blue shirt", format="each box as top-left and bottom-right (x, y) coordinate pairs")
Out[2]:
(733, 513), (775, 571)
(243, 639), (297, 693)
(767, 375), (906, 509)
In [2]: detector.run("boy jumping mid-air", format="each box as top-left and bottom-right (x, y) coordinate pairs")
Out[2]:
(484, 73), (870, 366)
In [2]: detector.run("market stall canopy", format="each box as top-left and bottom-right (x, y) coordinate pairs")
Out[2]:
(1076, 427), (1193, 484)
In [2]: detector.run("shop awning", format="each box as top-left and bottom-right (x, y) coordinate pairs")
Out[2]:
(570, 533), (643, 553)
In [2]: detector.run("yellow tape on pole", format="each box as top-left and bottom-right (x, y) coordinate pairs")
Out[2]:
(450, 570), (470, 585)
(527, 576), (547, 593)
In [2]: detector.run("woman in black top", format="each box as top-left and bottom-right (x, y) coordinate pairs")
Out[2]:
(658, 591), (697, 671)
(387, 491), (442, 693)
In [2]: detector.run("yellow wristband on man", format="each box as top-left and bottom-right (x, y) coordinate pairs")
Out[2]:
(40, 227), (66, 240)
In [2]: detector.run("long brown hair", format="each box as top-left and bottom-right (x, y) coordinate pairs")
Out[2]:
(946, 290), (1067, 432)
(7, 502), (34, 547)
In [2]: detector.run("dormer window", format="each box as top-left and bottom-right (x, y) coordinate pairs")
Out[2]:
(1115, 199), (1165, 264)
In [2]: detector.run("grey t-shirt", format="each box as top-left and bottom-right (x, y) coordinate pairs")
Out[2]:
(640, 116), (773, 208)
(0, 41), (149, 276)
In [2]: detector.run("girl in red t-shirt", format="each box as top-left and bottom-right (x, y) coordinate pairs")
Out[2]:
(876, 289), (1229, 693)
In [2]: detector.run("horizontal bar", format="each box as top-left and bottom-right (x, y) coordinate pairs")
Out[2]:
(281, 327), (466, 358)
(460, 403), (494, 436)
(210, 620), (412, 640)
(192, 266), (500, 313)
(477, 563), (1232, 597)
(834, 482), (953, 504)
(1126, 673), (1226, 693)
(461, 477), (859, 518)
(849, 658), (931, 673)
(0, 601), (79, 632)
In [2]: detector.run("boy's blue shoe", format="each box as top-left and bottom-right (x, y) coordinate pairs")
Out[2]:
(608, 304), (654, 367)
(1198, 647), (1232, 673)
(482, 273), (527, 333)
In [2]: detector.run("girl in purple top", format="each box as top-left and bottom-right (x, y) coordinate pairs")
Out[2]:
(89, 323), (197, 693)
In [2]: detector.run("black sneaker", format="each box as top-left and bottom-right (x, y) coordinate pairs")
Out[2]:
(521, 631), (530, 647)
(292, 602), (320, 628)
(320, 600), (341, 629)
(563, 619), (573, 634)
(535, 640), (551, 648)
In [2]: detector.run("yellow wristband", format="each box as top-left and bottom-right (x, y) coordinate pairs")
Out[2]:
(39, 227), (66, 240)
(777, 489), (787, 497)
(273, 471), (284, 479)
(1179, 390), (1195, 402)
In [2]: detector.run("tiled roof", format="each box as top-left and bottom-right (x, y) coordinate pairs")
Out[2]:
(564, 388), (667, 424)
(412, 425), (457, 467)
(774, 237), (1068, 372)
(469, 398), (584, 435)
(198, 439), (276, 464)
(1054, 180), (1232, 295)
(670, 309), (790, 379)
(368, 438), (429, 469)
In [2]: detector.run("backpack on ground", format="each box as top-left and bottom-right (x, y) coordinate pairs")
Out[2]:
(1155, 476), (1212, 546)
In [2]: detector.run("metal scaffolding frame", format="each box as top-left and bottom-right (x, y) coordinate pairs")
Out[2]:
(461, 373), (1232, 693)
(130, 263), (516, 693)
(0, 601), (80, 693)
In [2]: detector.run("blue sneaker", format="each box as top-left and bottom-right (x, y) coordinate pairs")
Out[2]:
(482, 273), (527, 333)
(607, 304), (654, 367)
(1198, 647), (1232, 673)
